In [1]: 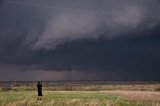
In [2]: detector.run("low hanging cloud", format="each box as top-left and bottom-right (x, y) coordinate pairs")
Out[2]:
(32, 5), (148, 50)
(0, 0), (160, 81)
(2, 0), (159, 50)
(33, 13), (99, 49)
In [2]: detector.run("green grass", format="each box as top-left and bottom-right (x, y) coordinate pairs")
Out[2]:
(0, 91), (143, 106)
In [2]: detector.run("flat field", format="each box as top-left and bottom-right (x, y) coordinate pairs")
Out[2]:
(0, 81), (159, 106)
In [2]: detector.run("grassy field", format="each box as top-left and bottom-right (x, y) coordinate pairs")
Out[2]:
(0, 81), (159, 106)
(0, 91), (145, 106)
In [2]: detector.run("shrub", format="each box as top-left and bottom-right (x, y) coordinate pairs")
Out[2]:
(2, 87), (11, 91)
(154, 87), (160, 91)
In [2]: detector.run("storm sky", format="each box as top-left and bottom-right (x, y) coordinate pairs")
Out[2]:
(0, 0), (160, 81)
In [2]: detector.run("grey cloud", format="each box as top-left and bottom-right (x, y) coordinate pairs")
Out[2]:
(0, 0), (160, 81)
(2, 0), (159, 50)
(33, 13), (99, 49)
(30, 0), (159, 50)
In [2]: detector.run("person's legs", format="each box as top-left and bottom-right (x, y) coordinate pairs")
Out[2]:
(40, 96), (42, 100)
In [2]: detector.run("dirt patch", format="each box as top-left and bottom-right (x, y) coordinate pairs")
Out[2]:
(102, 91), (160, 103)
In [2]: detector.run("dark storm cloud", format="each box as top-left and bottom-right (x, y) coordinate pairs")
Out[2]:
(0, 0), (160, 80)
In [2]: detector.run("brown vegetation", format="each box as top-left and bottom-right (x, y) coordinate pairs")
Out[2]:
(104, 91), (160, 105)
(0, 82), (160, 91)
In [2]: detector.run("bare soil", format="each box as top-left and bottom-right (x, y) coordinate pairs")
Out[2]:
(103, 91), (160, 103)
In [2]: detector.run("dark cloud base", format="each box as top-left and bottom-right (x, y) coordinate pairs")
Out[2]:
(0, 34), (160, 81)
(0, 0), (160, 81)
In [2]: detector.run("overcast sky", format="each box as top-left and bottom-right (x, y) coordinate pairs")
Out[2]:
(0, 0), (160, 81)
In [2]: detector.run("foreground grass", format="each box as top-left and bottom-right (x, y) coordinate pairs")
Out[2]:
(0, 91), (143, 106)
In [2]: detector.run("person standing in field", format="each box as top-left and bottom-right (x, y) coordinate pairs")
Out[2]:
(37, 81), (43, 100)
